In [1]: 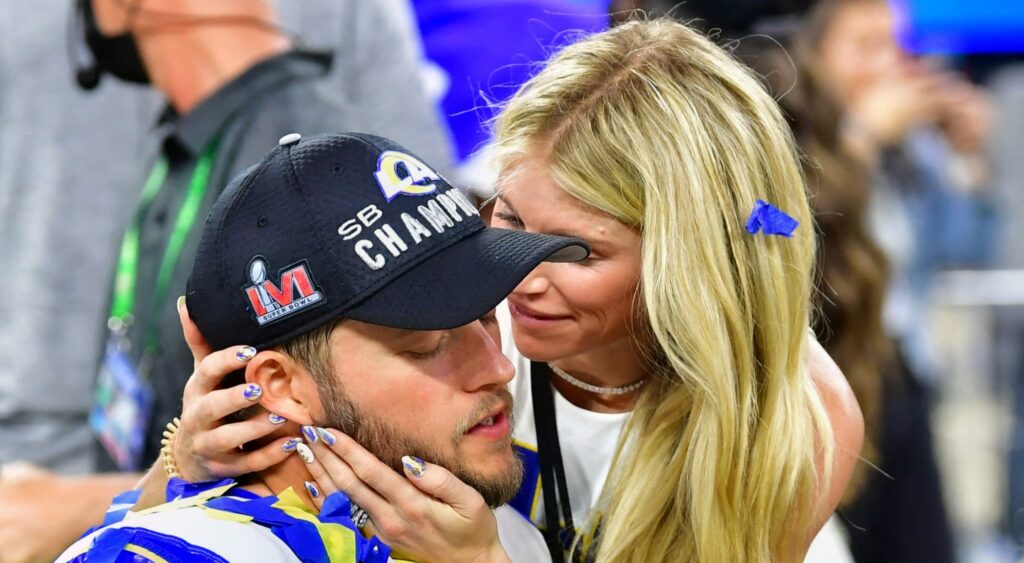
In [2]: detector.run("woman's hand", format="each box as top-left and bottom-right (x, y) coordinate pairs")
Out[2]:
(172, 298), (294, 481)
(302, 428), (511, 563)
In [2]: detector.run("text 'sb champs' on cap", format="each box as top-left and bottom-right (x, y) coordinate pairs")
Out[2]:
(186, 132), (589, 350)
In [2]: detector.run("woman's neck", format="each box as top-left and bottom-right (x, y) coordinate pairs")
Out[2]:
(549, 336), (650, 413)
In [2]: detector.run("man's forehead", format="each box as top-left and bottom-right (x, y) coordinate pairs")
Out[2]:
(336, 319), (440, 343)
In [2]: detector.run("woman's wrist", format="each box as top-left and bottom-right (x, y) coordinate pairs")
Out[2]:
(132, 461), (171, 511)
(471, 542), (512, 563)
(160, 417), (183, 479)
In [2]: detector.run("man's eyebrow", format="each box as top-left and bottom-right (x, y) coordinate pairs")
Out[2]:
(390, 329), (424, 340)
(390, 328), (444, 343)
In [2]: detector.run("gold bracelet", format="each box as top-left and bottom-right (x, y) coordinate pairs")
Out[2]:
(160, 417), (182, 479)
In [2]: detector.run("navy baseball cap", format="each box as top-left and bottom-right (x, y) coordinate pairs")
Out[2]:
(186, 132), (589, 350)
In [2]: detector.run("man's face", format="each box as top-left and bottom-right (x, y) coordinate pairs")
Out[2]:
(310, 313), (522, 507)
(91, 0), (135, 36)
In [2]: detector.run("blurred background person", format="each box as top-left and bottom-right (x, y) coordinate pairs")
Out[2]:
(643, 0), (1010, 561)
(0, 0), (157, 477)
(0, 0), (452, 561)
(0, 2), (161, 560)
(808, 0), (999, 384)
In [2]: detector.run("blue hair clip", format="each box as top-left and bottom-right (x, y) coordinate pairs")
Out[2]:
(746, 199), (799, 237)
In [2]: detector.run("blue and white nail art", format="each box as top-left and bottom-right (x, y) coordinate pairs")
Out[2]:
(242, 383), (262, 401)
(282, 437), (302, 452)
(269, 413), (287, 425)
(236, 346), (257, 362)
(317, 427), (336, 446)
(301, 425), (318, 443)
(304, 480), (320, 499)
(296, 443), (315, 464)
(402, 455), (427, 477)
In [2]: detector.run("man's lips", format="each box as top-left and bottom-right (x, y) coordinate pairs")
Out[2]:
(465, 410), (510, 439)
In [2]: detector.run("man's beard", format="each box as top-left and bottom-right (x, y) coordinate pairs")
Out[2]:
(313, 384), (523, 508)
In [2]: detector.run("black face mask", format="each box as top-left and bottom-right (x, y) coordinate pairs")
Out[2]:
(80, 0), (150, 86)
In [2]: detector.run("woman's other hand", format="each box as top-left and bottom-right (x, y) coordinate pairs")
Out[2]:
(172, 298), (293, 481)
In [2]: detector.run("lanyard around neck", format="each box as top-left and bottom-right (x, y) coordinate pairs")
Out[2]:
(108, 140), (220, 353)
(531, 361), (577, 562)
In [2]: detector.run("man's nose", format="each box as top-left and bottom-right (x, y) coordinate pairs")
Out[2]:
(458, 321), (514, 390)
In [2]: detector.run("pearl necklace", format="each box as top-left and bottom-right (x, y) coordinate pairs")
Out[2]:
(548, 363), (646, 395)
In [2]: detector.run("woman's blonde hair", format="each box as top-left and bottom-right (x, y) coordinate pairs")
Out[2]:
(491, 19), (834, 562)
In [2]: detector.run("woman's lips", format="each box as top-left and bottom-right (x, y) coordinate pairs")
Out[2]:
(508, 301), (572, 329)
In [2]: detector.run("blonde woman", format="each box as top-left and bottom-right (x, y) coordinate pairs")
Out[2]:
(151, 19), (863, 562)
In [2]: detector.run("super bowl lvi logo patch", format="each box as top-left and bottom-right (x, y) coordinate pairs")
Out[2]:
(243, 257), (323, 325)
(374, 151), (441, 202)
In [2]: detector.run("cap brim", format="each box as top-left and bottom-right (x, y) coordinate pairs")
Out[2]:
(345, 228), (589, 330)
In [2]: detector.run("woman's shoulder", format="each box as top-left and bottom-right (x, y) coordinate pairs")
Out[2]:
(807, 337), (863, 441)
(807, 335), (865, 519)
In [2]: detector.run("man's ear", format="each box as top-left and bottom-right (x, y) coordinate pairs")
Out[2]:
(245, 351), (318, 426)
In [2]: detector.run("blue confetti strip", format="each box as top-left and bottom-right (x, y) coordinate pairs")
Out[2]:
(746, 199), (799, 237)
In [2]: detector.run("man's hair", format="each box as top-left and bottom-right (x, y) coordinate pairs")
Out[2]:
(275, 320), (343, 395)
(229, 319), (349, 425)
(273, 318), (358, 433)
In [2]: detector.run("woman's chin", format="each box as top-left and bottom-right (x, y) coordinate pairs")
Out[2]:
(511, 329), (579, 363)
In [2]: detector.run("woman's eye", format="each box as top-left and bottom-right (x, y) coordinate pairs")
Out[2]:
(493, 211), (524, 228)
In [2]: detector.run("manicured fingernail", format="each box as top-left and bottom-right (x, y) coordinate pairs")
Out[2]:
(296, 443), (315, 464)
(402, 455), (426, 477)
(242, 383), (262, 401)
(282, 437), (302, 452)
(176, 296), (186, 311)
(301, 425), (318, 443)
(269, 413), (287, 425)
(304, 480), (320, 499)
(236, 346), (257, 362)
(317, 427), (336, 446)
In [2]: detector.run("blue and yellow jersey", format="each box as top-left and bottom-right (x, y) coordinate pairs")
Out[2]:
(57, 478), (391, 563)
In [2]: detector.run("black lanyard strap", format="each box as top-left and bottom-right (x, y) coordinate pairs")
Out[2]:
(531, 361), (576, 562)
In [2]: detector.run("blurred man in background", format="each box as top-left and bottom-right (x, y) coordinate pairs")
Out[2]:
(0, 0), (452, 560)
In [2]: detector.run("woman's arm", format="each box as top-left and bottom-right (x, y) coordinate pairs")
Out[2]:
(133, 298), (292, 510)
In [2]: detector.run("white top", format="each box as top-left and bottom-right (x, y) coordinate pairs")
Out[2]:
(804, 516), (854, 563)
(499, 303), (628, 548)
(495, 505), (552, 563)
(497, 303), (852, 561)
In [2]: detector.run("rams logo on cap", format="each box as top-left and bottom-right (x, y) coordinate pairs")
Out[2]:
(374, 151), (441, 202)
